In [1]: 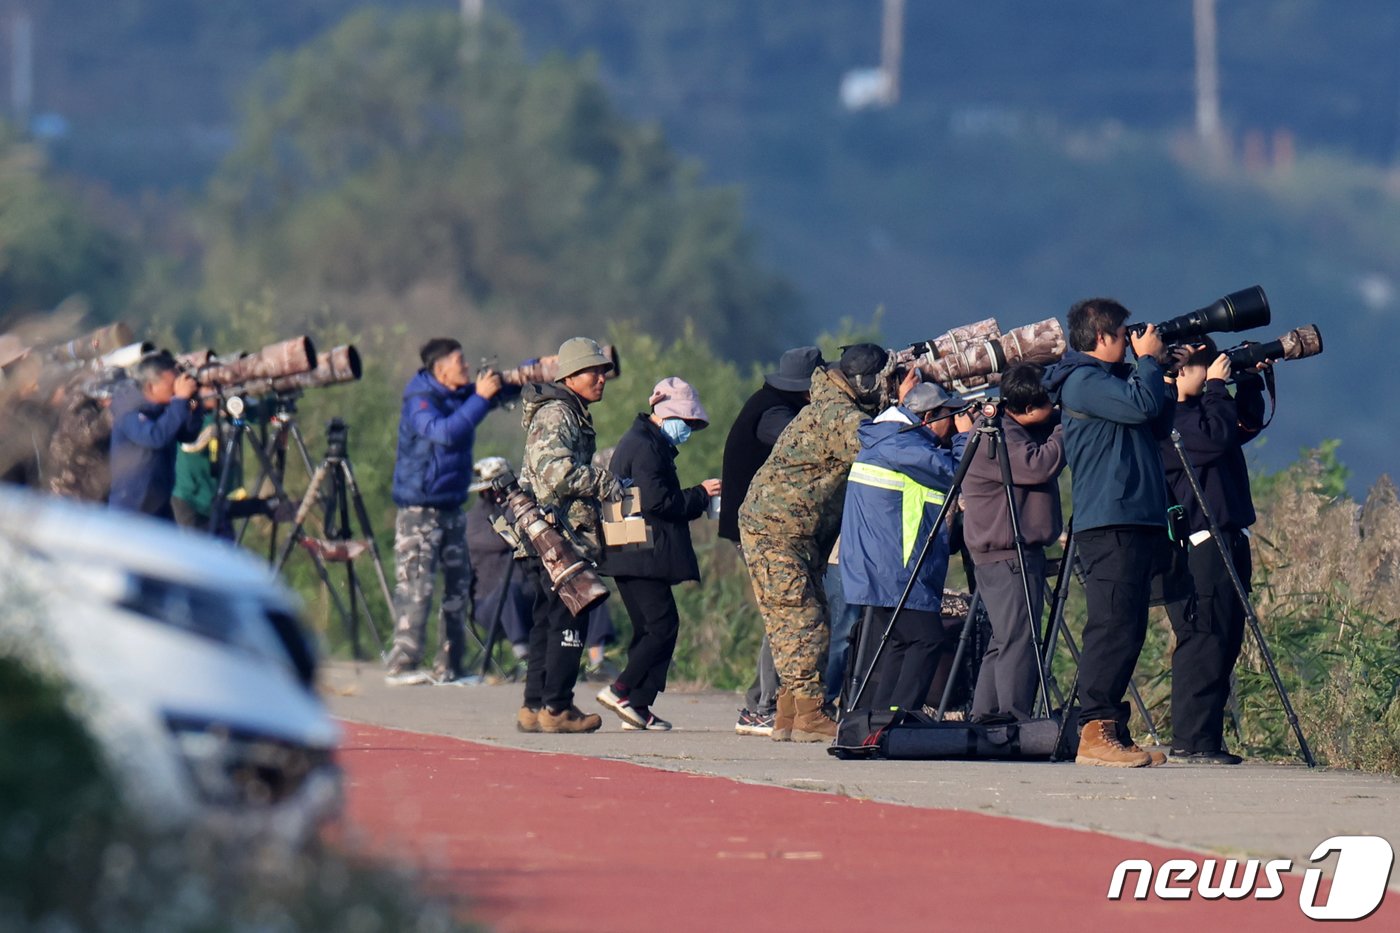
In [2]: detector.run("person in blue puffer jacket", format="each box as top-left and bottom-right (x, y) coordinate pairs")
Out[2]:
(840, 381), (972, 713)
(384, 338), (502, 685)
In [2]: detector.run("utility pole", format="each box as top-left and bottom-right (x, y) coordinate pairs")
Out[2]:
(1193, 0), (1228, 168)
(879, 0), (905, 106)
(11, 10), (33, 131)
(460, 0), (484, 62)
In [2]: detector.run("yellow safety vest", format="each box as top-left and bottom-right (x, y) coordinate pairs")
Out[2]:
(847, 461), (948, 565)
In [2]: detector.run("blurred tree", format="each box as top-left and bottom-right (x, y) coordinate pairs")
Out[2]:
(0, 129), (133, 328)
(203, 9), (798, 361)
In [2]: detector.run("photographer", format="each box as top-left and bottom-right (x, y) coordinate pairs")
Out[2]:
(1043, 299), (1174, 768)
(516, 337), (621, 734)
(739, 344), (916, 743)
(108, 351), (202, 519)
(962, 362), (1065, 724)
(840, 382), (971, 713)
(596, 378), (719, 732)
(1160, 343), (1266, 765)
(384, 338), (502, 686)
(719, 345), (824, 736)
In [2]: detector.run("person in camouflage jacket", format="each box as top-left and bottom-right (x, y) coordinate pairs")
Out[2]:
(516, 337), (621, 734)
(47, 375), (116, 503)
(739, 343), (916, 742)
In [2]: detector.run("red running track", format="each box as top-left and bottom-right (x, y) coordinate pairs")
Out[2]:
(338, 722), (1388, 932)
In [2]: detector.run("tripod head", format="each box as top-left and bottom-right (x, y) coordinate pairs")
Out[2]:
(325, 417), (349, 460)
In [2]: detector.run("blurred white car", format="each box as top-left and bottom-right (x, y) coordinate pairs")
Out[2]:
(0, 487), (341, 844)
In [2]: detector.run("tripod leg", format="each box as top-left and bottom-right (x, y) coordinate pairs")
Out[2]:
(477, 558), (519, 680)
(1227, 673), (1245, 746)
(936, 591), (982, 720)
(340, 460), (398, 617)
(1170, 430), (1315, 767)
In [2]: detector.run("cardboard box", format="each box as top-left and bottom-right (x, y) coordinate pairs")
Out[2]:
(602, 515), (654, 549)
(602, 487), (643, 523)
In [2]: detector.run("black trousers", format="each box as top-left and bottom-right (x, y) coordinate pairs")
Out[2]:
(615, 576), (681, 709)
(523, 558), (588, 713)
(861, 606), (949, 713)
(1075, 526), (1162, 729)
(1165, 530), (1251, 753)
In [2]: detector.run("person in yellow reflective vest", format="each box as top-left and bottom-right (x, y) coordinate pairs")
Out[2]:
(839, 381), (972, 712)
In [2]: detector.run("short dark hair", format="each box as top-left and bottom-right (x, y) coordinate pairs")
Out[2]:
(135, 350), (177, 388)
(999, 361), (1049, 413)
(420, 338), (462, 370)
(1183, 336), (1219, 369)
(1068, 298), (1131, 352)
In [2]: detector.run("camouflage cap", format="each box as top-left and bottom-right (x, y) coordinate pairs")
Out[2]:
(469, 455), (512, 492)
(555, 337), (614, 380)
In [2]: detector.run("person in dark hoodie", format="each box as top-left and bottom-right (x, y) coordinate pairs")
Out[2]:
(839, 381), (971, 713)
(384, 338), (502, 686)
(515, 337), (621, 734)
(1160, 342), (1267, 765)
(962, 362), (1066, 724)
(108, 351), (202, 519)
(596, 377), (720, 731)
(719, 345), (824, 737)
(1042, 298), (1174, 768)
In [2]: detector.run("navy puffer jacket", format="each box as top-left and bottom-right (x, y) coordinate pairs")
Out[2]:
(391, 370), (492, 509)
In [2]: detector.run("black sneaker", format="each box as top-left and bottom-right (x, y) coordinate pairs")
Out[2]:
(735, 707), (774, 737)
(621, 708), (672, 732)
(1170, 748), (1243, 765)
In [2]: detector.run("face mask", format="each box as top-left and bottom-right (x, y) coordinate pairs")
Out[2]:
(659, 417), (692, 446)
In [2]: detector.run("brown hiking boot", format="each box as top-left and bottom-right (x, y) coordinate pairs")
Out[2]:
(790, 695), (838, 743)
(516, 706), (541, 733)
(539, 705), (602, 734)
(771, 687), (796, 742)
(1075, 719), (1152, 767)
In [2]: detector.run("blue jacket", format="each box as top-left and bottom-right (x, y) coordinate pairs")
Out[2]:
(1042, 349), (1175, 532)
(839, 407), (967, 612)
(108, 383), (202, 516)
(391, 370), (492, 509)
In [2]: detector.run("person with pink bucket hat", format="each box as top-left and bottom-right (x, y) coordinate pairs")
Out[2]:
(596, 377), (721, 731)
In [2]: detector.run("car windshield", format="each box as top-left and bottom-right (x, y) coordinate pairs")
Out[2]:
(117, 575), (297, 674)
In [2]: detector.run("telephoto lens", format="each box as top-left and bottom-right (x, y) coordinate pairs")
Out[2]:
(1131, 286), (1271, 343)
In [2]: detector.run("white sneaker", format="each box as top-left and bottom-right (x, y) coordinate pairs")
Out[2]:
(596, 685), (647, 727)
(436, 674), (485, 687)
(384, 668), (434, 687)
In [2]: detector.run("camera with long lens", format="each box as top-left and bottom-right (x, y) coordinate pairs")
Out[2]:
(266, 344), (361, 394)
(891, 318), (1067, 393)
(1129, 286), (1272, 343)
(1223, 323), (1324, 372)
(478, 344), (621, 409)
(176, 336), (318, 394)
(485, 467), (609, 617)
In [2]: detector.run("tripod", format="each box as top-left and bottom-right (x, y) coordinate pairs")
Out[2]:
(1038, 523), (1163, 745)
(233, 391), (318, 555)
(1166, 428), (1315, 767)
(468, 556), (525, 681)
(273, 418), (395, 661)
(847, 403), (1054, 720)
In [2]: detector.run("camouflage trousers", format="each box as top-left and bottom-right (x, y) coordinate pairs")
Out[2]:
(739, 528), (830, 701)
(387, 506), (474, 678)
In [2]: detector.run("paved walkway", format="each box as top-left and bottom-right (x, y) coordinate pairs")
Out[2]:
(324, 662), (1400, 930)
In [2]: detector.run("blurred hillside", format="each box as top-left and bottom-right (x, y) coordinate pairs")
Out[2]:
(0, 0), (1394, 486)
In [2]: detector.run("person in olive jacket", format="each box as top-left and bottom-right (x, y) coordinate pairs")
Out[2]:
(596, 377), (721, 731)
